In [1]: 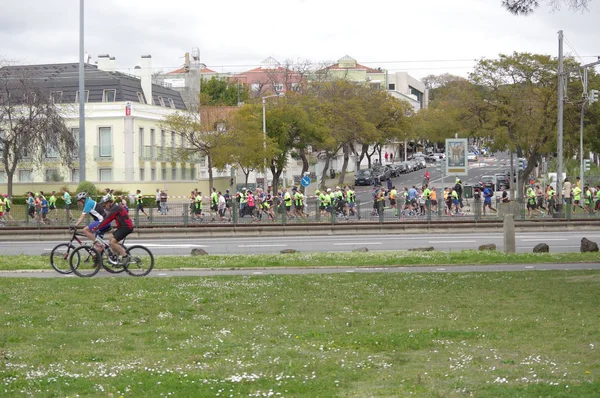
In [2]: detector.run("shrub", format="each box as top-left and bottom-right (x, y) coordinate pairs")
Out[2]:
(75, 181), (98, 198)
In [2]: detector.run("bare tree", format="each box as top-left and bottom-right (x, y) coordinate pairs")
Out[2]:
(0, 62), (77, 197)
(503, 0), (590, 14)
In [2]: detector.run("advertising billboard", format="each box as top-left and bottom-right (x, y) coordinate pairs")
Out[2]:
(445, 138), (468, 176)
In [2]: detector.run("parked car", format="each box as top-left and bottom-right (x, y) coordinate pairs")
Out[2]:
(415, 158), (427, 169)
(400, 161), (411, 173)
(467, 152), (478, 162)
(389, 163), (405, 176)
(480, 175), (496, 191)
(495, 173), (510, 189)
(354, 169), (373, 186)
(371, 165), (391, 181)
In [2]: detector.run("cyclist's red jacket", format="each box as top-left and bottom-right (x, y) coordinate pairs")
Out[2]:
(95, 204), (134, 231)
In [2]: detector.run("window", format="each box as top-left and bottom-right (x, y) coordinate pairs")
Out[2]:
(75, 90), (89, 103)
(274, 83), (283, 93)
(99, 127), (112, 157)
(170, 131), (176, 150)
(370, 83), (381, 90)
(180, 168), (186, 180)
(21, 147), (30, 159)
(161, 168), (167, 180)
(190, 167), (196, 180)
(161, 130), (166, 148)
(158, 96), (165, 107)
(388, 83), (396, 90)
(0, 170), (6, 183)
(50, 91), (63, 103)
(103, 89), (116, 102)
(72, 169), (80, 183)
(291, 83), (300, 92)
(151, 168), (156, 181)
(99, 168), (112, 181)
(71, 128), (80, 159)
(251, 83), (260, 92)
(168, 98), (175, 108)
(171, 168), (177, 180)
(139, 127), (145, 154)
(139, 167), (145, 181)
(19, 169), (33, 182)
(199, 157), (206, 167)
(46, 143), (59, 159)
(45, 169), (59, 182)
(137, 92), (146, 104)
(150, 129), (156, 147)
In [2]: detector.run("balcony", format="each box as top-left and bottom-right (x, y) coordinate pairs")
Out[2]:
(94, 145), (113, 161)
(156, 147), (176, 162)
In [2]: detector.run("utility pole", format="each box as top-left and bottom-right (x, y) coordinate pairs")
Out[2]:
(580, 68), (588, 192)
(78, 0), (86, 182)
(556, 30), (564, 207)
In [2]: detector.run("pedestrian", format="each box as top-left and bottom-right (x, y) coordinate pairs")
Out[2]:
(155, 188), (161, 211)
(48, 191), (58, 222)
(563, 178), (572, 209)
(384, 152), (389, 163)
(62, 188), (73, 222)
(224, 189), (232, 218)
(39, 194), (49, 224)
(217, 191), (227, 221)
(390, 152), (394, 163)
(2, 193), (13, 222)
(135, 189), (150, 218)
(210, 187), (219, 221)
(160, 190), (169, 215)
(482, 185), (496, 216)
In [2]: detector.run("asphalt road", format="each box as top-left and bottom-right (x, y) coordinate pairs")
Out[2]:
(4, 230), (600, 256)
(1, 262), (598, 278)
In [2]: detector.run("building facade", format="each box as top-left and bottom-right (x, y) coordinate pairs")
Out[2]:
(0, 57), (233, 196)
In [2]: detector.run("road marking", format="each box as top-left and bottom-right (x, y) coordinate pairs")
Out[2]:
(436, 268), (446, 271)
(138, 243), (208, 248)
(521, 238), (567, 242)
(333, 242), (382, 245)
(524, 266), (534, 269)
(157, 273), (167, 276)
(253, 272), (263, 274)
(427, 240), (476, 244)
(238, 244), (287, 248)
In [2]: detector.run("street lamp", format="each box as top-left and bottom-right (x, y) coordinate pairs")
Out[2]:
(262, 93), (284, 192)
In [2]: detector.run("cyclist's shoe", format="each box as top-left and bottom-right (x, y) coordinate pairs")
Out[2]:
(118, 255), (131, 266)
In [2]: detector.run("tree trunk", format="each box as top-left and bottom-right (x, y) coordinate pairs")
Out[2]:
(271, 169), (282, 194)
(207, 154), (214, 192)
(7, 172), (14, 199)
(319, 156), (330, 189)
(299, 147), (309, 176)
(338, 144), (349, 185)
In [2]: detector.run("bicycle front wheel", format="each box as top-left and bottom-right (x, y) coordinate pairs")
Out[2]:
(124, 245), (154, 277)
(50, 243), (76, 274)
(70, 245), (100, 277)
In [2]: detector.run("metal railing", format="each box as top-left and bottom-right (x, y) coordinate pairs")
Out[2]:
(4, 197), (600, 229)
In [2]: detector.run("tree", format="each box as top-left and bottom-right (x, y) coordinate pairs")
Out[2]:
(200, 77), (249, 106)
(503, 0), (591, 14)
(0, 63), (77, 197)
(162, 106), (236, 191)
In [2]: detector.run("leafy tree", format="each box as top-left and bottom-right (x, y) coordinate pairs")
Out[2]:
(200, 77), (249, 106)
(162, 106), (235, 190)
(503, 0), (590, 14)
(0, 62), (77, 197)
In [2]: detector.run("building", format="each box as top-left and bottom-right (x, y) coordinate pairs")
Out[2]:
(154, 48), (220, 110)
(230, 57), (305, 98)
(319, 55), (387, 89)
(387, 72), (428, 112)
(0, 56), (229, 196)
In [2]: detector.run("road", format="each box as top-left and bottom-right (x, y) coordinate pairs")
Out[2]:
(1, 262), (598, 278)
(4, 230), (599, 256)
(353, 152), (513, 204)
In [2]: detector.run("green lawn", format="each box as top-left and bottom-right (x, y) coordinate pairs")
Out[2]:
(1, 271), (599, 397)
(2, 250), (600, 272)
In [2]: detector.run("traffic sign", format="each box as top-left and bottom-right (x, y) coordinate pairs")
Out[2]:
(301, 176), (311, 187)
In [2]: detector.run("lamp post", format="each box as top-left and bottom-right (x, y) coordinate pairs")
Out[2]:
(262, 93), (284, 192)
(78, 0), (86, 181)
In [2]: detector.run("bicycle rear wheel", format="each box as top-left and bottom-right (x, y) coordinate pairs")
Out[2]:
(50, 243), (76, 274)
(70, 245), (100, 277)
(124, 245), (154, 277)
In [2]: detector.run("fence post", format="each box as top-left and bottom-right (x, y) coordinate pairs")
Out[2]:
(378, 200), (384, 224)
(135, 209), (140, 228)
(183, 203), (188, 227)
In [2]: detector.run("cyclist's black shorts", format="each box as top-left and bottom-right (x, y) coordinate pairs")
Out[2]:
(113, 227), (133, 242)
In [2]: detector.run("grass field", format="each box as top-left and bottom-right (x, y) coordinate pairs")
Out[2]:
(1, 250), (600, 272)
(1, 271), (599, 397)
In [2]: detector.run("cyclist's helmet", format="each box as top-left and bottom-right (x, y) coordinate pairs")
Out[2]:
(76, 192), (87, 202)
(99, 195), (112, 205)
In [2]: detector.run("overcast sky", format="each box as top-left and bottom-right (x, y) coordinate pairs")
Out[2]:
(1, 0), (599, 79)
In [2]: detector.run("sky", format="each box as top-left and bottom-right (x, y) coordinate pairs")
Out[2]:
(1, 0), (599, 79)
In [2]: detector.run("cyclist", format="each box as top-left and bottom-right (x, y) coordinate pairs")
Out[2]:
(93, 196), (134, 265)
(73, 192), (110, 244)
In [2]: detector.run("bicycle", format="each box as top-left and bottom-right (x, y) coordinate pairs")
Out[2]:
(49, 227), (87, 274)
(69, 233), (154, 277)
